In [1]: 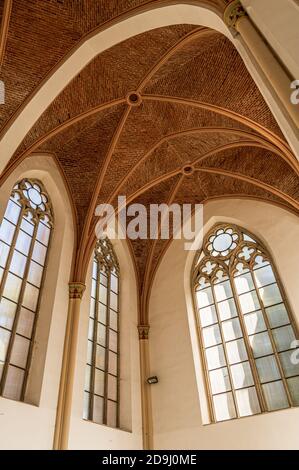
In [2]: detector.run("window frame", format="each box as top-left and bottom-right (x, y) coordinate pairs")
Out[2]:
(0, 178), (53, 403)
(84, 237), (120, 428)
(192, 223), (299, 423)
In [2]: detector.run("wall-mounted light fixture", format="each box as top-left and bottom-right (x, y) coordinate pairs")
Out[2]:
(147, 376), (158, 384)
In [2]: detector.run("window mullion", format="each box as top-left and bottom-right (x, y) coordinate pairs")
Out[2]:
(230, 274), (267, 413)
(250, 268), (293, 407)
(210, 283), (239, 418)
(0, 217), (38, 396)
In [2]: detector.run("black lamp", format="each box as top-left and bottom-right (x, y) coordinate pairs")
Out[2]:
(147, 376), (158, 384)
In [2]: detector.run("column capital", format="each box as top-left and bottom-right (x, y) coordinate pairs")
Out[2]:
(224, 0), (247, 31)
(138, 324), (150, 340)
(68, 282), (86, 299)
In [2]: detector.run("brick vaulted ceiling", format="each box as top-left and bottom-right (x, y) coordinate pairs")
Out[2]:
(1, 1), (299, 320)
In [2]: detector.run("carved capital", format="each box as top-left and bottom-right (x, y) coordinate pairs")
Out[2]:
(138, 324), (150, 340)
(224, 0), (247, 30)
(69, 282), (86, 299)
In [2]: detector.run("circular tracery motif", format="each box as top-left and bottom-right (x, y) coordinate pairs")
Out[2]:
(22, 181), (47, 211)
(213, 232), (232, 252)
(207, 227), (239, 257)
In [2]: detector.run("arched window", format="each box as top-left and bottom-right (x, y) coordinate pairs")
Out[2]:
(193, 223), (299, 423)
(84, 238), (120, 427)
(0, 179), (53, 402)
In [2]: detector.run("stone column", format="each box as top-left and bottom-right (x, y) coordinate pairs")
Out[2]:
(53, 282), (86, 450)
(138, 324), (153, 450)
(224, 0), (299, 129)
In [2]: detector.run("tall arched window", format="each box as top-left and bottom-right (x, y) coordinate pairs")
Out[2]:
(0, 179), (53, 402)
(193, 223), (299, 422)
(83, 238), (120, 427)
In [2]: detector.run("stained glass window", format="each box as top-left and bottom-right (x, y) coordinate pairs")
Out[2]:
(83, 238), (120, 427)
(0, 179), (53, 402)
(193, 224), (299, 422)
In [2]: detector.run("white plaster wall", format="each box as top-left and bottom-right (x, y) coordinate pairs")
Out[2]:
(149, 198), (299, 449)
(0, 155), (74, 449)
(68, 238), (143, 450)
(242, 0), (299, 79)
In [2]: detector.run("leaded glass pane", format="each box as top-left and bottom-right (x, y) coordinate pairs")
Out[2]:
(107, 400), (117, 427)
(109, 329), (118, 353)
(0, 298), (17, 330)
(93, 395), (104, 424)
(109, 351), (118, 376)
(202, 324), (221, 348)
(110, 310), (118, 331)
(214, 280), (232, 302)
(0, 328), (10, 363)
(206, 344), (226, 370)
(218, 298), (238, 321)
(254, 265), (276, 288)
(97, 323), (106, 346)
(279, 350), (299, 378)
(259, 283), (282, 308)
(236, 387), (261, 417)
(230, 362), (254, 389)
(0, 219), (15, 245)
(36, 222), (50, 246)
(108, 374), (117, 401)
(110, 291), (118, 311)
(243, 310), (266, 335)
(239, 290), (260, 314)
(222, 318), (242, 342)
(27, 261), (43, 287)
(256, 356), (281, 383)
(266, 304), (290, 328)
(110, 274), (118, 293)
(213, 392), (236, 421)
(99, 283), (107, 305)
(10, 334), (30, 368)
(96, 345), (106, 370)
(15, 230), (31, 256)
(9, 250), (27, 277)
(194, 223), (299, 423)
(249, 331), (273, 358)
(226, 339), (248, 364)
(2, 273), (22, 302)
(94, 369), (105, 396)
(17, 308), (35, 338)
(32, 241), (47, 265)
(4, 200), (21, 225)
(196, 287), (213, 308)
(22, 283), (39, 312)
(272, 325), (296, 352)
(287, 377), (299, 406)
(0, 242), (10, 268)
(262, 381), (289, 411)
(234, 272), (254, 295)
(209, 367), (231, 394)
(3, 365), (24, 401)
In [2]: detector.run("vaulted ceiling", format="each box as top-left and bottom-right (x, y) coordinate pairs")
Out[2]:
(1, 0), (298, 321)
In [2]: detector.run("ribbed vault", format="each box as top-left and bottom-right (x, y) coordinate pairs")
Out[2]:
(0, 0), (298, 324)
